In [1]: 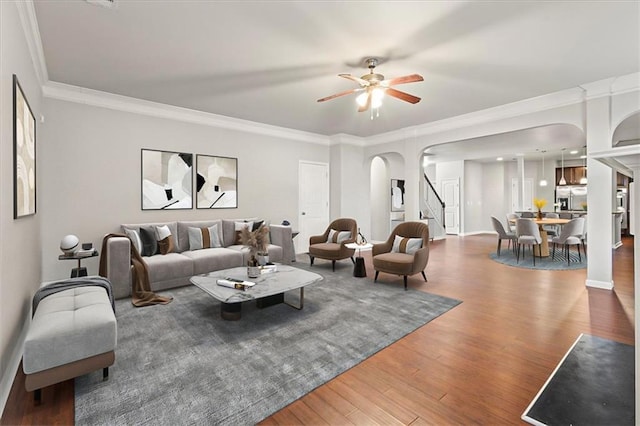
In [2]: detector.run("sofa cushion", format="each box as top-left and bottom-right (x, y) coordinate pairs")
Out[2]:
(221, 218), (257, 247)
(156, 224), (175, 255)
(188, 225), (222, 250)
(177, 220), (222, 252)
(143, 252), (194, 283)
(122, 222), (178, 256)
(181, 248), (244, 275)
(140, 226), (158, 256)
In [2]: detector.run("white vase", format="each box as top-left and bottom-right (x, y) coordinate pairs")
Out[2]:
(257, 253), (269, 266)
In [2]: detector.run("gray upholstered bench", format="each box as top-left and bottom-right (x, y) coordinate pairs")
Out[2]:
(23, 277), (117, 403)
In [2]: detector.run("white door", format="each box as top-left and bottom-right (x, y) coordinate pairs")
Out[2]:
(442, 178), (459, 235)
(511, 178), (533, 212)
(298, 161), (329, 254)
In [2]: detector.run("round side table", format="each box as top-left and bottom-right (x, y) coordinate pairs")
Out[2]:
(345, 243), (373, 277)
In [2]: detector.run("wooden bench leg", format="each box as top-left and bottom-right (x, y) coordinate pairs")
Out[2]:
(103, 367), (109, 381)
(34, 388), (41, 405)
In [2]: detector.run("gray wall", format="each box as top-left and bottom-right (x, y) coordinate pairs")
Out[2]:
(0, 1), (43, 406)
(40, 98), (329, 281)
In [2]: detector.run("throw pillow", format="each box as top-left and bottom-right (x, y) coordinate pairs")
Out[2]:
(155, 225), (175, 255)
(188, 224), (222, 250)
(139, 226), (158, 256)
(391, 235), (423, 255)
(233, 221), (253, 245)
(326, 229), (351, 244)
(125, 228), (143, 254)
(251, 219), (264, 231)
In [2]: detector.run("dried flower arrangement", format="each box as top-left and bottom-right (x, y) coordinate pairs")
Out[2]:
(239, 224), (270, 254)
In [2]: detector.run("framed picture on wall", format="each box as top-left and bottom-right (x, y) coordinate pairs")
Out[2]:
(391, 179), (405, 212)
(141, 149), (193, 210)
(196, 155), (238, 209)
(13, 74), (36, 219)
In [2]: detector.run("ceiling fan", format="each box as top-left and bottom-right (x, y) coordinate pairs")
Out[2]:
(317, 58), (424, 112)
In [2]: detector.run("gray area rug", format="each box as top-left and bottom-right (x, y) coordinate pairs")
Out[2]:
(489, 247), (586, 270)
(522, 334), (634, 426)
(75, 261), (461, 425)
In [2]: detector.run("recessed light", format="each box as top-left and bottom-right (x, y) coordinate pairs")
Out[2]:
(570, 150), (578, 154)
(580, 155), (587, 159)
(496, 157), (503, 161)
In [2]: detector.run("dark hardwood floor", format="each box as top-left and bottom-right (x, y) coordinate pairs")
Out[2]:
(2, 234), (634, 425)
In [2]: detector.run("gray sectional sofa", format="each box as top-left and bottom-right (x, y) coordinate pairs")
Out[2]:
(104, 219), (295, 299)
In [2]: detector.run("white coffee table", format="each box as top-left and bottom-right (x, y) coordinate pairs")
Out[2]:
(190, 264), (323, 320)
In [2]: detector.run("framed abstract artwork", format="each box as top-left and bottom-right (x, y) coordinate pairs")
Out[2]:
(196, 155), (238, 209)
(391, 179), (405, 212)
(141, 149), (193, 210)
(13, 75), (36, 219)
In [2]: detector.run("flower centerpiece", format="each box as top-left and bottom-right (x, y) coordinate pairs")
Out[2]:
(239, 224), (270, 265)
(533, 198), (547, 220)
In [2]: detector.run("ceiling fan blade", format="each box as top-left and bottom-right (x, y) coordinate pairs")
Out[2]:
(339, 73), (369, 86)
(386, 87), (421, 104)
(382, 74), (424, 86)
(357, 89), (372, 112)
(317, 88), (361, 103)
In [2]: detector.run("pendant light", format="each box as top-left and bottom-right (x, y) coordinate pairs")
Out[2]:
(559, 148), (567, 185)
(539, 150), (548, 187)
(579, 145), (588, 184)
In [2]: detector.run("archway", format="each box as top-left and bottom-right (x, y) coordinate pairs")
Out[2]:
(369, 153), (405, 241)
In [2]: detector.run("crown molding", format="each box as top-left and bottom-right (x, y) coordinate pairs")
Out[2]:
(366, 73), (640, 146)
(16, 0), (48, 86)
(328, 133), (366, 147)
(367, 86), (586, 145)
(43, 81), (330, 145)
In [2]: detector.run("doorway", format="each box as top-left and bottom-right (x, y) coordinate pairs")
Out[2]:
(297, 161), (329, 253)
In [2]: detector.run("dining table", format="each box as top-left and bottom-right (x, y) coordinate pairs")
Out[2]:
(510, 217), (571, 257)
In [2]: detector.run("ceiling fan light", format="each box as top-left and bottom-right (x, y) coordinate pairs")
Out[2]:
(356, 92), (368, 107)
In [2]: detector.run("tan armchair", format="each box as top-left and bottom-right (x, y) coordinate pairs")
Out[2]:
(308, 218), (357, 271)
(372, 221), (429, 290)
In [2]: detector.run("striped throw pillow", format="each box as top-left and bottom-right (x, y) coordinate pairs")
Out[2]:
(391, 235), (422, 255)
(326, 229), (351, 244)
(188, 224), (222, 250)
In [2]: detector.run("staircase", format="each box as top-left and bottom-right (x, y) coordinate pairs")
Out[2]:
(422, 173), (446, 240)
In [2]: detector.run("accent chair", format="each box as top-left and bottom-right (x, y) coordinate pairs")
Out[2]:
(308, 218), (357, 271)
(372, 221), (429, 290)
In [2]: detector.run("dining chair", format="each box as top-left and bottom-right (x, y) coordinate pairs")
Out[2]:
(580, 215), (587, 252)
(521, 211), (534, 218)
(505, 213), (519, 233)
(550, 217), (585, 265)
(543, 212), (560, 236)
(516, 218), (542, 265)
(491, 216), (516, 256)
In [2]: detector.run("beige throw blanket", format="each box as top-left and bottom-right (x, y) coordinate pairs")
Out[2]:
(99, 233), (173, 307)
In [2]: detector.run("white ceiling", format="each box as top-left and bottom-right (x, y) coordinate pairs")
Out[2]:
(33, 1), (639, 140)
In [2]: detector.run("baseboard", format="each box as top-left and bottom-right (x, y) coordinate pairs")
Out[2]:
(460, 231), (490, 236)
(586, 279), (615, 290)
(0, 314), (29, 417)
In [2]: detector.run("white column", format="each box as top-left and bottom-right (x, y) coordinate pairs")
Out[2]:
(517, 156), (525, 211)
(583, 84), (615, 289)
